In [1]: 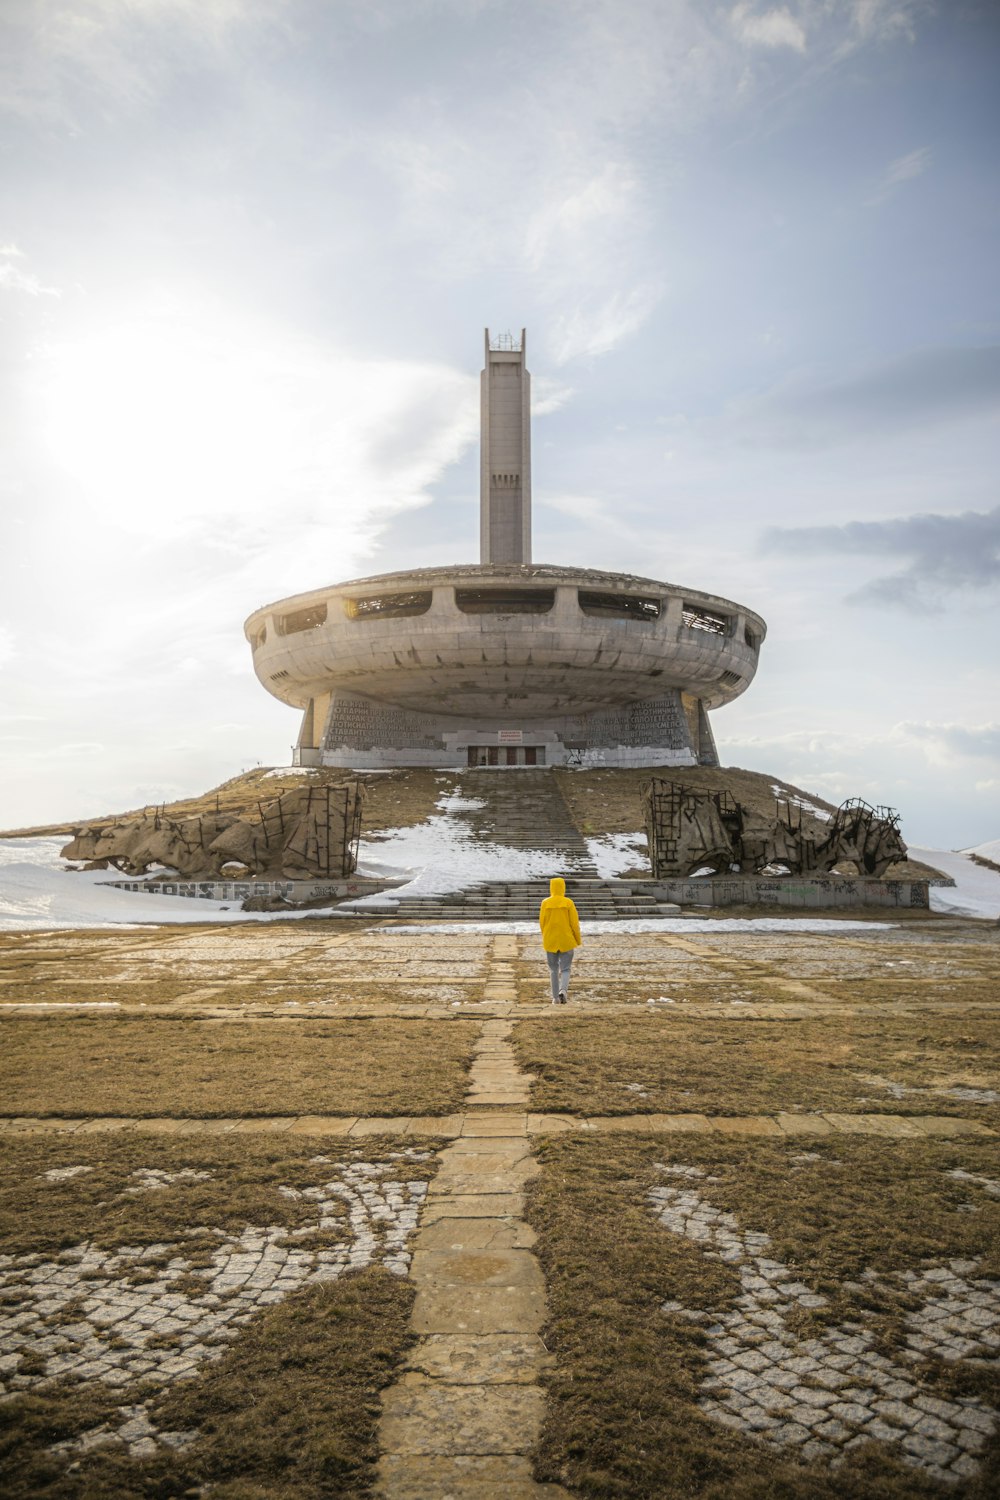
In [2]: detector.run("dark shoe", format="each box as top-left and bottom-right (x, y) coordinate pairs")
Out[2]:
(558, 992), (567, 1004)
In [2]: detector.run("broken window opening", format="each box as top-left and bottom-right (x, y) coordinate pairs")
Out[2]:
(275, 604), (328, 636)
(744, 625), (759, 650)
(681, 604), (731, 636)
(578, 591), (661, 621)
(455, 589), (554, 614)
(344, 591), (433, 620)
(249, 625), (267, 650)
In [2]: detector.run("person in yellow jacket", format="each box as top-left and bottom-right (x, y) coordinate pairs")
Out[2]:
(539, 876), (581, 1004)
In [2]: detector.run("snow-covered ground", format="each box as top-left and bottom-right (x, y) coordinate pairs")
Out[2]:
(911, 846), (1000, 920)
(586, 831), (649, 878)
(0, 838), (318, 932)
(1, 824), (997, 932)
(965, 837), (1000, 864)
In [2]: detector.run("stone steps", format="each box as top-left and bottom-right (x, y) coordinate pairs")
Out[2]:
(379, 877), (680, 923)
(456, 770), (599, 876)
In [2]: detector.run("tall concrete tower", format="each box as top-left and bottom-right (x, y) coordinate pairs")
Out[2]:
(480, 329), (531, 564)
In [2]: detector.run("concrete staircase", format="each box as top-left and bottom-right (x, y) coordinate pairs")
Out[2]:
(456, 769), (598, 873)
(346, 768), (681, 921)
(383, 877), (680, 922)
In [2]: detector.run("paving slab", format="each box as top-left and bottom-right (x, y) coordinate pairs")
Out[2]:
(709, 1115), (784, 1136)
(775, 1113), (835, 1136)
(404, 1115), (465, 1137)
(447, 1137), (534, 1157)
(462, 1114), (528, 1136)
(822, 1113), (926, 1138)
(465, 1095), (532, 1109)
(380, 1379), (546, 1454)
(416, 1219), (537, 1252)
(405, 1334), (552, 1385)
(285, 1115), (358, 1134)
(377, 1452), (571, 1499)
(410, 1250), (546, 1291)
(431, 1153), (540, 1180)
(410, 1283), (547, 1335)
(421, 1193), (527, 1221)
(909, 1115), (996, 1137)
(587, 1113), (714, 1133)
(349, 1116), (413, 1135)
(526, 1113), (589, 1134)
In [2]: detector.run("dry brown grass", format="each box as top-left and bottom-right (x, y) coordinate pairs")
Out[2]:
(513, 1013), (1000, 1125)
(0, 1134), (439, 1256)
(527, 1132), (1000, 1498)
(0, 1017), (478, 1117)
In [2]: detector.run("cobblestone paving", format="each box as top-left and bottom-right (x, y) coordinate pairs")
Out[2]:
(649, 1165), (1000, 1485)
(0, 1154), (429, 1459)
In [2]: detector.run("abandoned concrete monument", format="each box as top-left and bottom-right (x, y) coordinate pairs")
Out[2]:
(61, 783), (364, 882)
(245, 330), (766, 770)
(643, 780), (908, 879)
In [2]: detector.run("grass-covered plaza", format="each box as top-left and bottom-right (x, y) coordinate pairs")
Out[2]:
(1, 915), (998, 1498)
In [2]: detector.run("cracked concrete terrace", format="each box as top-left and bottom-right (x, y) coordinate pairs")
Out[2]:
(2, 922), (999, 1497)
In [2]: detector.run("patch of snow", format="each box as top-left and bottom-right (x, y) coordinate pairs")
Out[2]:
(964, 837), (1000, 863)
(346, 812), (592, 909)
(910, 846), (1000, 920)
(260, 766), (320, 779)
(0, 838), (332, 931)
(771, 785), (832, 822)
(586, 831), (648, 878)
(435, 792), (486, 813)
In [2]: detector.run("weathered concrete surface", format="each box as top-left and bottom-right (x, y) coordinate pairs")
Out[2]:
(376, 969), (570, 1499)
(648, 873), (929, 909)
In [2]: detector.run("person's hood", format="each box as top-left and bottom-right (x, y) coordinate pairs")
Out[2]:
(549, 877), (566, 898)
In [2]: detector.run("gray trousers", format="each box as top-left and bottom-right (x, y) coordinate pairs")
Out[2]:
(546, 949), (574, 1000)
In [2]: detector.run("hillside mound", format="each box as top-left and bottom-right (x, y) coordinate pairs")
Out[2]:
(1, 764), (942, 882)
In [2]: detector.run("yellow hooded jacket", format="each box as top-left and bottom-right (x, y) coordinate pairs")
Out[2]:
(539, 877), (582, 953)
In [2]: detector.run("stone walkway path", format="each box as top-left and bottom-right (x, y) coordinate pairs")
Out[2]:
(376, 1007), (570, 1498)
(2, 1112), (992, 1139)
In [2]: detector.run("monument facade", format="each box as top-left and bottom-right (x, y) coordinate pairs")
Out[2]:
(245, 331), (766, 769)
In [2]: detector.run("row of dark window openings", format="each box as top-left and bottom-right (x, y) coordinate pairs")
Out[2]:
(467, 745), (544, 766)
(253, 592), (758, 649)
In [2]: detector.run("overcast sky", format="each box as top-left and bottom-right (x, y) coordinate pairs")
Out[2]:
(1, 0), (997, 848)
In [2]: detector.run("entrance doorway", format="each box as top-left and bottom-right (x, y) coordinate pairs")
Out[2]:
(466, 745), (544, 766)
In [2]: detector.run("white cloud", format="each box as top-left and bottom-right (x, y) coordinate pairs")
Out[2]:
(0, 245), (59, 297)
(730, 4), (806, 52)
(885, 144), (932, 186)
(868, 144), (932, 203)
(530, 377), (575, 417)
(24, 296), (477, 552)
(0, 626), (15, 669)
(720, 720), (1000, 771)
(0, 0), (281, 127)
(548, 281), (665, 365)
(849, 0), (924, 46)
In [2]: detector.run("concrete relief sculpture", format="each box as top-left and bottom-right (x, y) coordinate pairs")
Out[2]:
(643, 780), (907, 879)
(61, 783), (365, 881)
